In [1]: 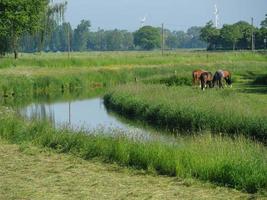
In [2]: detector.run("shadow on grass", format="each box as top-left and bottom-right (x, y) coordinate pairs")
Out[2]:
(238, 73), (267, 94)
(241, 85), (267, 94)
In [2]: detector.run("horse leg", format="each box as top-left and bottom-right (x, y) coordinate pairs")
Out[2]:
(220, 79), (224, 88)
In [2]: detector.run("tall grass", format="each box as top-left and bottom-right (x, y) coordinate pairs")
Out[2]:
(0, 112), (266, 193)
(104, 84), (267, 142)
(1, 51), (267, 98)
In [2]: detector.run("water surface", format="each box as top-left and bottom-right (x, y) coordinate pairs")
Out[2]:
(19, 97), (169, 141)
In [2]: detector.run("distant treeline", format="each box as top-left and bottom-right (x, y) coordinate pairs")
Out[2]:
(200, 16), (267, 50)
(19, 16), (267, 52)
(0, 0), (266, 56)
(17, 20), (206, 52)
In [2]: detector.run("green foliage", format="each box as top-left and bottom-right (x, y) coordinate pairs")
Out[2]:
(200, 21), (220, 50)
(73, 20), (91, 51)
(220, 24), (242, 50)
(134, 26), (161, 50)
(143, 75), (192, 86)
(0, 0), (48, 58)
(0, 114), (266, 193)
(199, 20), (267, 50)
(260, 14), (267, 28)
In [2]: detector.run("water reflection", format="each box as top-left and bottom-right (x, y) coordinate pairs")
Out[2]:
(20, 98), (128, 130)
(18, 97), (181, 142)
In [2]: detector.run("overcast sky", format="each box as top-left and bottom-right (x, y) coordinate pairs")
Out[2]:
(62, 0), (267, 31)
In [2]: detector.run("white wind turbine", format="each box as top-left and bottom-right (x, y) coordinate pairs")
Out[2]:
(214, 4), (219, 28)
(140, 15), (147, 27)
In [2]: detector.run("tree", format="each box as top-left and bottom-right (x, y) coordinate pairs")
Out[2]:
(186, 26), (206, 48)
(38, 1), (67, 52)
(200, 21), (220, 50)
(165, 33), (179, 49)
(260, 14), (267, 28)
(0, 0), (48, 58)
(106, 29), (123, 50)
(0, 35), (10, 56)
(220, 24), (242, 50)
(73, 20), (91, 51)
(133, 26), (160, 50)
(234, 21), (253, 49)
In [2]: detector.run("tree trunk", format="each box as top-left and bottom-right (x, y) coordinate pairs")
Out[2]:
(233, 42), (236, 51)
(14, 50), (18, 59)
(12, 35), (18, 59)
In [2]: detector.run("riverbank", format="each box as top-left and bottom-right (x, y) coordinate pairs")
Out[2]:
(0, 140), (256, 200)
(104, 83), (267, 142)
(0, 111), (266, 194)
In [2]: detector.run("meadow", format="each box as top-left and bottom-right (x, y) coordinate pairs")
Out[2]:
(0, 51), (267, 195)
(104, 83), (267, 142)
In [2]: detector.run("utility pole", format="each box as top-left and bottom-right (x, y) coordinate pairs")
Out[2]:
(68, 101), (71, 125)
(251, 17), (254, 51)
(67, 23), (71, 58)
(161, 23), (164, 56)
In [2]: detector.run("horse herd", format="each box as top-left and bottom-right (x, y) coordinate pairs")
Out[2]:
(192, 69), (232, 90)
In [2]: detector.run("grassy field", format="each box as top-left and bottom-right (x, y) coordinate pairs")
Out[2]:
(0, 51), (267, 197)
(0, 140), (254, 200)
(1, 51), (266, 69)
(104, 83), (267, 142)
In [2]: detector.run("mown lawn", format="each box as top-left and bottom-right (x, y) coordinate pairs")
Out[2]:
(0, 140), (256, 200)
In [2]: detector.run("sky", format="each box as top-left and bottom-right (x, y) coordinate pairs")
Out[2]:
(60, 0), (267, 31)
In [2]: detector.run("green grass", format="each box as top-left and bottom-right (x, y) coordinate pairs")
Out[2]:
(104, 83), (267, 142)
(0, 111), (266, 193)
(0, 141), (254, 200)
(1, 51), (266, 69)
(0, 51), (266, 98)
(1, 51), (267, 195)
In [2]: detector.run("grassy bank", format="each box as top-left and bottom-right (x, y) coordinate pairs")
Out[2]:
(0, 111), (266, 194)
(104, 84), (267, 142)
(1, 51), (267, 69)
(0, 141), (253, 200)
(0, 51), (267, 98)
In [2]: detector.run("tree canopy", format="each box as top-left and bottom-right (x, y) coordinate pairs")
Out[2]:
(0, 0), (67, 58)
(0, 0), (48, 58)
(200, 18), (266, 50)
(134, 26), (161, 50)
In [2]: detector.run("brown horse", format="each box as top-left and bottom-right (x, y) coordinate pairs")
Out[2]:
(200, 71), (213, 90)
(213, 70), (232, 88)
(192, 69), (207, 87)
(222, 70), (232, 87)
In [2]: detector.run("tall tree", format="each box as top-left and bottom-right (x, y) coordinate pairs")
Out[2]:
(220, 24), (242, 50)
(106, 29), (123, 50)
(38, 0), (67, 52)
(133, 26), (160, 50)
(73, 20), (91, 51)
(0, 0), (48, 58)
(260, 14), (267, 28)
(200, 21), (220, 50)
(234, 21), (253, 49)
